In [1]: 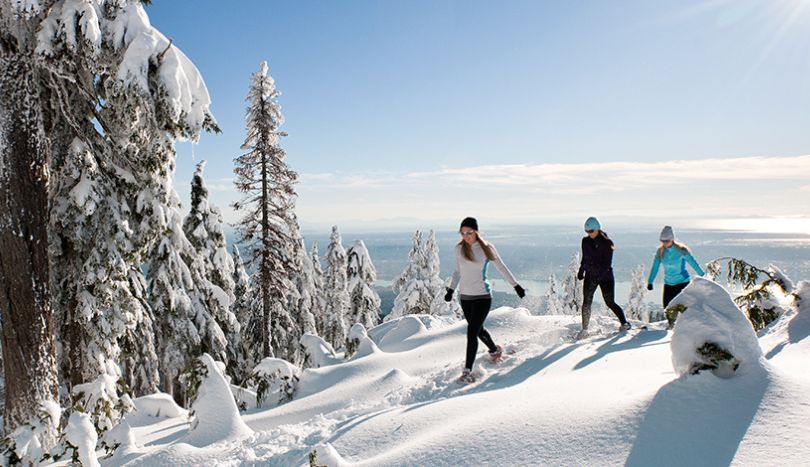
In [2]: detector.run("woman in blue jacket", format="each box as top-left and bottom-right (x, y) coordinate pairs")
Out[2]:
(647, 225), (704, 326)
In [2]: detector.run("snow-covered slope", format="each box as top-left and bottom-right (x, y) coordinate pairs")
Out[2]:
(97, 281), (810, 467)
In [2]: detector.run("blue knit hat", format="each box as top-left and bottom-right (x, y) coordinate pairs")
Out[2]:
(584, 217), (601, 231)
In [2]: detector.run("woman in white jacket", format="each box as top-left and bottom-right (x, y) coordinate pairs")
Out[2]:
(444, 217), (525, 383)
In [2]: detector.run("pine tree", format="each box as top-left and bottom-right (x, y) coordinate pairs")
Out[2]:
(2, 0), (218, 455)
(423, 230), (460, 317)
(294, 237), (318, 336)
(561, 252), (584, 315)
(183, 160), (241, 376)
(627, 265), (649, 322)
(310, 242), (328, 337)
(346, 240), (381, 330)
(233, 61), (300, 363)
(230, 244), (251, 380)
(322, 226), (350, 349)
(388, 231), (435, 320)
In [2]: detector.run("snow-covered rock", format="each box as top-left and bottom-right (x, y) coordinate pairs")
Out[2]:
(183, 354), (252, 447)
(670, 278), (763, 377)
(132, 392), (187, 419)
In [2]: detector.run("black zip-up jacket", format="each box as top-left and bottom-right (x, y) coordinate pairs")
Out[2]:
(578, 233), (615, 282)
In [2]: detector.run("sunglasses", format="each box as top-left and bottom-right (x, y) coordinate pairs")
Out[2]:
(460, 230), (476, 236)
(585, 229), (595, 234)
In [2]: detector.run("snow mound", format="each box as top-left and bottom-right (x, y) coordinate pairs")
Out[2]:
(378, 315), (428, 351)
(132, 392), (187, 419)
(65, 412), (100, 467)
(183, 353), (252, 447)
(253, 357), (299, 380)
(347, 323), (381, 360)
(670, 278), (763, 376)
(300, 333), (342, 368)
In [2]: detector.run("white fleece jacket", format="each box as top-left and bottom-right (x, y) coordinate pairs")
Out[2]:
(449, 242), (518, 298)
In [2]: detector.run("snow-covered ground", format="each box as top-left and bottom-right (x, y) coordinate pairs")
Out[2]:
(84, 280), (810, 466)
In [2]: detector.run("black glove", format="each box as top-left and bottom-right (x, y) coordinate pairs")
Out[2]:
(514, 284), (526, 298)
(444, 288), (454, 302)
(647, 283), (653, 291)
(577, 270), (585, 281)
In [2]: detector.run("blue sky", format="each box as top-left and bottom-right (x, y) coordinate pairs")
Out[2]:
(147, 0), (810, 232)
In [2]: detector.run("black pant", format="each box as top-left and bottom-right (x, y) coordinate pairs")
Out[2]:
(460, 298), (497, 370)
(582, 278), (627, 329)
(663, 282), (689, 308)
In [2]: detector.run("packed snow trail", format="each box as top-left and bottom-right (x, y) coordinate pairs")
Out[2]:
(90, 298), (810, 467)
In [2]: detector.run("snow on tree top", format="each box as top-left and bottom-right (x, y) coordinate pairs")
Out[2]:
(35, 1), (216, 140)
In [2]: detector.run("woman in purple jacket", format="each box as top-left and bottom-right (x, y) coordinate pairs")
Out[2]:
(576, 217), (630, 339)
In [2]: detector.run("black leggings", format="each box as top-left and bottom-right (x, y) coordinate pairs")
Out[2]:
(582, 278), (628, 329)
(460, 298), (497, 370)
(663, 282), (689, 308)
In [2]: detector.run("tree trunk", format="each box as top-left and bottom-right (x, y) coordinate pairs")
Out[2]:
(0, 46), (59, 436)
(261, 149), (272, 358)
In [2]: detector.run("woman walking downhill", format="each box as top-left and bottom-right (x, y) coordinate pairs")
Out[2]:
(445, 217), (525, 384)
(647, 225), (704, 327)
(576, 217), (630, 339)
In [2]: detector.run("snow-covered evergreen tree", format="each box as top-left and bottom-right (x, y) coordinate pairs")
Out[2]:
(322, 226), (350, 349)
(294, 237), (318, 337)
(233, 61), (300, 364)
(627, 265), (649, 322)
(388, 231), (435, 321)
(230, 244), (252, 380)
(1, 0), (218, 456)
(146, 200), (205, 401)
(346, 240), (381, 330)
(310, 242), (328, 337)
(545, 272), (564, 315)
(423, 230), (460, 317)
(183, 160), (241, 376)
(561, 253), (584, 315)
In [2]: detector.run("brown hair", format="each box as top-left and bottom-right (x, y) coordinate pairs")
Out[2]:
(458, 231), (497, 262)
(657, 241), (690, 259)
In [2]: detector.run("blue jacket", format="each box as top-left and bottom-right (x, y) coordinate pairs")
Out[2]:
(647, 245), (704, 286)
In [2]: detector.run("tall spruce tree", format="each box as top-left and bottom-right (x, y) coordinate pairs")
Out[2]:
(346, 240), (381, 330)
(12, 1), (216, 450)
(183, 160), (241, 375)
(233, 61), (300, 364)
(323, 226), (350, 349)
(230, 244), (251, 380)
(310, 242), (328, 337)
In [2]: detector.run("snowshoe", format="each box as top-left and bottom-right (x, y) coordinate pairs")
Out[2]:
(488, 345), (505, 363)
(574, 328), (589, 340)
(619, 322), (632, 332)
(457, 369), (476, 385)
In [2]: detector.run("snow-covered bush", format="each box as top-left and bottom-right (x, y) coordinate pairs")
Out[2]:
(627, 265), (649, 322)
(0, 400), (60, 466)
(70, 363), (134, 441)
(345, 323), (367, 359)
(545, 272), (564, 315)
(670, 278), (763, 377)
(245, 358), (301, 408)
(64, 412), (100, 467)
(560, 252), (583, 315)
(706, 257), (794, 331)
(300, 334), (341, 369)
(184, 354), (252, 447)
